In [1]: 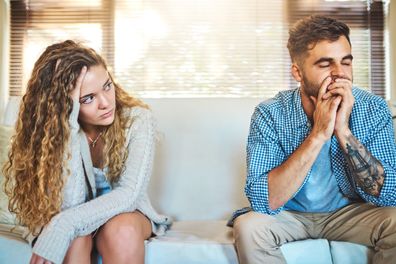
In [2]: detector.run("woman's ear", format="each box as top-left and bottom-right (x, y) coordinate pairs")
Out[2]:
(291, 63), (302, 82)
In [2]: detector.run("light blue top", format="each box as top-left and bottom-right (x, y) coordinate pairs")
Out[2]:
(93, 167), (112, 197)
(284, 140), (350, 212)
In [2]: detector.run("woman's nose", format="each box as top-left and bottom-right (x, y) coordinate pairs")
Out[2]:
(98, 93), (110, 109)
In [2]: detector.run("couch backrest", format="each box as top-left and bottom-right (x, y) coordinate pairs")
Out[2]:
(3, 97), (261, 221)
(146, 98), (261, 221)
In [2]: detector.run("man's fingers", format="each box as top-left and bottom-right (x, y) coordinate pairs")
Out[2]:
(328, 78), (352, 94)
(310, 96), (317, 106)
(328, 79), (352, 90)
(334, 77), (352, 85)
(323, 77), (353, 101)
(318, 76), (333, 100)
(322, 87), (346, 100)
(330, 96), (342, 112)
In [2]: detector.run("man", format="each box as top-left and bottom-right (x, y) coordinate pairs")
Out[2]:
(232, 15), (396, 263)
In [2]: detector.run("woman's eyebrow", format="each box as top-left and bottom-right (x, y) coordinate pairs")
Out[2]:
(102, 78), (111, 88)
(79, 78), (111, 100)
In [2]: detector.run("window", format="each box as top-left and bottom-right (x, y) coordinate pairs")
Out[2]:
(9, 0), (387, 98)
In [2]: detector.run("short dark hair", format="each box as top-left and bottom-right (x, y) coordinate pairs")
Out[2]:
(287, 15), (351, 64)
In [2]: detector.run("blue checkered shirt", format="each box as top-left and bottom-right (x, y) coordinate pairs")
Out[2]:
(246, 87), (396, 215)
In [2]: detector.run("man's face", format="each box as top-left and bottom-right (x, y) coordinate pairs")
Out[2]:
(296, 35), (353, 98)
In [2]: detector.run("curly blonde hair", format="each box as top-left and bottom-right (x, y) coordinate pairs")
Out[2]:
(3, 40), (146, 234)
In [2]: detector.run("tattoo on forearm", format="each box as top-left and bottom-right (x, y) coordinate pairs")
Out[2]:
(344, 135), (384, 196)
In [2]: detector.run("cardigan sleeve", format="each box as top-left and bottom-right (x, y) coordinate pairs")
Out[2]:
(32, 107), (156, 264)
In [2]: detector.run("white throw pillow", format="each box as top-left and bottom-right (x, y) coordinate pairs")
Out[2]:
(0, 125), (17, 225)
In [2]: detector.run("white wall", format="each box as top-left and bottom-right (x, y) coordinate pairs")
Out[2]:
(0, 0), (9, 124)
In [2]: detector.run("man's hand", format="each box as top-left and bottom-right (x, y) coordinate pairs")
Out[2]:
(30, 253), (53, 264)
(310, 76), (342, 142)
(322, 77), (354, 137)
(70, 66), (87, 103)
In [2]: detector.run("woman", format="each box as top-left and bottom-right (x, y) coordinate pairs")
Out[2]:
(3, 40), (171, 264)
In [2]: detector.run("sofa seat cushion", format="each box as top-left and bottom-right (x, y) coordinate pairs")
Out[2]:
(0, 224), (31, 263)
(0, 236), (31, 263)
(0, 220), (373, 264)
(145, 220), (238, 264)
(281, 239), (333, 264)
(281, 239), (371, 264)
(147, 221), (372, 264)
(330, 241), (373, 264)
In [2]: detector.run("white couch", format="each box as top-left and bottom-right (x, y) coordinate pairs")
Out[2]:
(0, 97), (375, 263)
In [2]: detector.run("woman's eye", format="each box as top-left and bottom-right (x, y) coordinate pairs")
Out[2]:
(81, 95), (94, 104)
(104, 82), (113, 91)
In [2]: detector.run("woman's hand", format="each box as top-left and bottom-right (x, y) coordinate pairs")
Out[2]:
(70, 66), (87, 103)
(29, 253), (53, 264)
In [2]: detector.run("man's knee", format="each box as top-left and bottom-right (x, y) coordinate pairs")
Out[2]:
(234, 211), (276, 246)
(233, 211), (289, 264)
(234, 212), (258, 240)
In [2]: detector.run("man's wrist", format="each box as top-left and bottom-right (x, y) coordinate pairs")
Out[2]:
(334, 127), (352, 143)
(307, 131), (328, 146)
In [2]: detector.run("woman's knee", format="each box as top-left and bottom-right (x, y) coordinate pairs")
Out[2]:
(96, 212), (151, 252)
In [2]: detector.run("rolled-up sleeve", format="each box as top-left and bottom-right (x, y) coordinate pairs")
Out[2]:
(245, 106), (286, 215)
(354, 99), (396, 206)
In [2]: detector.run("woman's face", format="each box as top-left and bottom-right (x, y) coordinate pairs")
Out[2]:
(78, 65), (116, 130)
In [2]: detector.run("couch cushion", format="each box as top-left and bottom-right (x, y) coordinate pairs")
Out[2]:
(330, 241), (372, 264)
(145, 220), (238, 264)
(0, 223), (31, 264)
(0, 235), (31, 264)
(0, 125), (17, 225)
(0, 220), (373, 264)
(280, 239), (333, 264)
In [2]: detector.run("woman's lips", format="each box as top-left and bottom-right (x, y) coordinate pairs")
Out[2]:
(100, 109), (113, 119)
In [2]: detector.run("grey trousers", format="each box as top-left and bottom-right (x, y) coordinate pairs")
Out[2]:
(233, 203), (396, 264)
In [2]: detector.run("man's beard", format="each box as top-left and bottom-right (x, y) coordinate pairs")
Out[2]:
(301, 74), (321, 98)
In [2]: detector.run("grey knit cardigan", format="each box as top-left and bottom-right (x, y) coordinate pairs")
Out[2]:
(29, 102), (172, 263)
